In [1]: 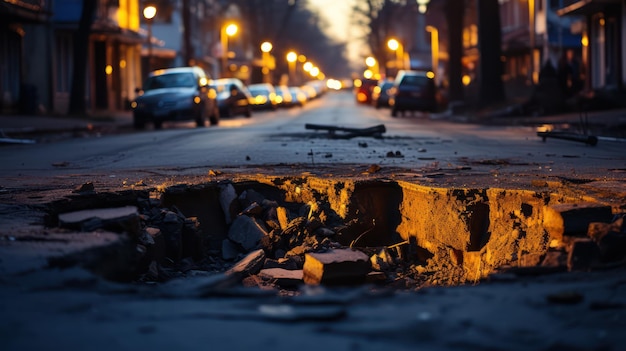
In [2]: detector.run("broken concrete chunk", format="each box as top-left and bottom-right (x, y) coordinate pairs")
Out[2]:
(239, 202), (264, 217)
(264, 257), (300, 270)
(303, 248), (371, 285)
(276, 206), (290, 230)
(567, 238), (601, 271)
(588, 216), (625, 242)
(259, 268), (304, 287)
(543, 203), (613, 240)
(58, 206), (140, 235)
(226, 249), (265, 276)
(228, 215), (269, 252)
(222, 239), (241, 260)
(370, 248), (395, 271)
(219, 182), (238, 224)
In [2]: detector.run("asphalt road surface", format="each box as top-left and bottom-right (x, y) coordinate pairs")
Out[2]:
(1, 91), (626, 351)
(0, 91), (624, 187)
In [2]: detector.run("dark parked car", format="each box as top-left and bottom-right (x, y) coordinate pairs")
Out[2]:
(214, 78), (253, 118)
(131, 67), (219, 129)
(247, 83), (277, 110)
(371, 80), (394, 109)
(274, 85), (294, 108)
(389, 70), (438, 116)
(354, 78), (378, 104)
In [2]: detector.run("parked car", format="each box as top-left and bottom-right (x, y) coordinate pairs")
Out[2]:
(389, 70), (438, 116)
(300, 85), (318, 100)
(289, 86), (308, 107)
(131, 66), (219, 129)
(247, 83), (277, 110)
(213, 78), (253, 118)
(371, 80), (394, 109)
(274, 85), (294, 108)
(354, 78), (378, 104)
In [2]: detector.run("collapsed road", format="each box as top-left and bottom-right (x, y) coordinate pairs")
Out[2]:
(1, 92), (625, 350)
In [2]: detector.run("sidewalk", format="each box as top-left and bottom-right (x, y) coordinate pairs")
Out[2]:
(0, 111), (133, 135)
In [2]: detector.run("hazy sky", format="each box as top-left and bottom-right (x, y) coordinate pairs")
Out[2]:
(307, 0), (361, 67)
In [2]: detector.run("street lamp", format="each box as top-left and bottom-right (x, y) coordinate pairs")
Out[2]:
(221, 23), (238, 76)
(426, 25), (439, 85)
(387, 38), (405, 71)
(286, 51), (297, 84)
(303, 61), (313, 73)
(416, 0), (430, 14)
(528, 0), (537, 84)
(143, 5), (157, 73)
(365, 56), (379, 78)
(260, 41), (273, 83)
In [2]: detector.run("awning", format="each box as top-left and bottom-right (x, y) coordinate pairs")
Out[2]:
(90, 20), (145, 44)
(557, 0), (621, 16)
(141, 47), (177, 59)
(0, 1), (51, 23)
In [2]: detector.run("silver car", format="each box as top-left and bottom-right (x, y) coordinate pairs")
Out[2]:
(131, 67), (219, 129)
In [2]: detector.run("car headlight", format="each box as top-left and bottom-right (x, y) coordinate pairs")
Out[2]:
(133, 101), (146, 109)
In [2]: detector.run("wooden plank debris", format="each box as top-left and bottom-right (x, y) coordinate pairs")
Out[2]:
(305, 124), (386, 139)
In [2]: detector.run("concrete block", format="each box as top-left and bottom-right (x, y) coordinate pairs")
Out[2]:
(543, 203), (613, 240)
(259, 268), (303, 287)
(303, 248), (370, 285)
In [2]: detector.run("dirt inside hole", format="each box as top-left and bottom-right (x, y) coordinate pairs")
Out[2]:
(46, 176), (625, 293)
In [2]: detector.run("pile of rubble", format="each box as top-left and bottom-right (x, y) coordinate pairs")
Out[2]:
(52, 181), (626, 293)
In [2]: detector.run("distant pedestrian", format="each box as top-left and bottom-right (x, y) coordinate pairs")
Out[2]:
(557, 49), (583, 98)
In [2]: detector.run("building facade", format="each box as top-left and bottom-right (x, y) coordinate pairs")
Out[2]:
(1, 0), (52, 114)
(558, 0), (625, 96)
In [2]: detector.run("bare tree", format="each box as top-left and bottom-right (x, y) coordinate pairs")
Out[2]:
(477, 0), (505, 106)
(444, 0), (465, 102)
(68, 0), (97, 116)
(232, 0), (350, 78)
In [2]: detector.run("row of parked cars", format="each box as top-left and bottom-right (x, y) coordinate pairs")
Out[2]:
(131, 66), (325, 129)
(355, 70), (443, 117)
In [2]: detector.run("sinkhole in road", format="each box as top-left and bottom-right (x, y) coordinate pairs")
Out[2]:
(48, 176), (620, 290)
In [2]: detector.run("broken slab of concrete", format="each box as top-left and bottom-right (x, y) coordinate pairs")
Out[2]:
(543, 203), (613, 241)
(303, 248), (371, 285)
(58, 206), (140, 235)
(226, 249), (266, 276)
(259, 268), (303, 287)
(219, 182), (238, 224)
(228, 215), (269, 251)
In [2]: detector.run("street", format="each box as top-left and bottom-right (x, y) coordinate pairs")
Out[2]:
(1, 91), (624, 183)
(1, 91), (626, 351)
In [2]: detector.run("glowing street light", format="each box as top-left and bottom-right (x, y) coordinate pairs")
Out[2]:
(365, 56), (379, 78)
(221, 23), (238, 76)
(261, 41), (273, 83)
(303, 61), (313, 72)
(143, 5), (157, 73)
(309, 66), (320, 78)
(286, 51), (297, 84)
(387, 38), (405, 70)
(426, 25), (439, 85)
(416, 0), (430, 14)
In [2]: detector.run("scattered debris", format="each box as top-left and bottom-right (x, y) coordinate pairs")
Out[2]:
(364, 164), (382, 174)
(538, 130), (598, 146)
(73, 182), (95, 194)
(386, 151), (404, 158)
(305, 123), (386, 139)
